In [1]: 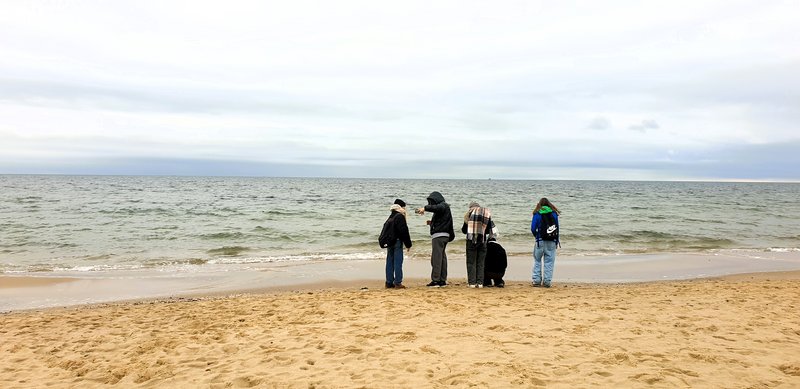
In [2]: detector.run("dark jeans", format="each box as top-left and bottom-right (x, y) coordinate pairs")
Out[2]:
(385, 239), (404, 285)
(465, 240), (487, 285)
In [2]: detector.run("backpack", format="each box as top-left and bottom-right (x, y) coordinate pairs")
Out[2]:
(378, 214), (398, 248)
(539, 212), (558, 241)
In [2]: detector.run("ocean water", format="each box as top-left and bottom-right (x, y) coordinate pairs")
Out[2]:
(1, 175), (799, 274)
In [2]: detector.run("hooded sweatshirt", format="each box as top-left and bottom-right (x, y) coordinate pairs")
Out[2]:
(423, 191), (455, 241)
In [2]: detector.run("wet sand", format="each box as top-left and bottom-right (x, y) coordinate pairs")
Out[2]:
(4, 251), (800, 312)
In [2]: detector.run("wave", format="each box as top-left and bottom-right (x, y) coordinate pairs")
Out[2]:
(207, 252), (383, 264)
(13, 196), (43, 204)
(141, 258), (209, 267)
(198, 232), (249, 240)
(206, 246), (251, 256)
(98, 207), (175, 216)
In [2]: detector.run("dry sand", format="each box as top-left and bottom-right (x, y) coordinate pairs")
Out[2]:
(2, 273), (800, 388)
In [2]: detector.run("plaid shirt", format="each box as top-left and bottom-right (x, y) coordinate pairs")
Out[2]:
(466, 206), (495, 244)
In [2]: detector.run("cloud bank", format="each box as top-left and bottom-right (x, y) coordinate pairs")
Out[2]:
(1, 1), (798, 180)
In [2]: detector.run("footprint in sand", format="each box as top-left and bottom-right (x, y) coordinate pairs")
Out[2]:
(778, 364), (800, 376)
(232, 376), (263, 387)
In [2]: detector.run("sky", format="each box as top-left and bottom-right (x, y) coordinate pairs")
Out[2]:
(1, 1), (799, 181)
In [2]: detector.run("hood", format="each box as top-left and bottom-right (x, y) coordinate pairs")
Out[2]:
(427, 191), (446, 205)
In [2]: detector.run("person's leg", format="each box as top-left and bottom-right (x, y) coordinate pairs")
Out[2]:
(430, 237), (446, 283)
(465, 241), (477, 285)
(440, 239), (449, 284)
(393, 239), (404, 286)
(385, 245), (395, 287)
(476, 243), (487, 286)
(542, 241), (557, 287)
(532, 242), (544, 285)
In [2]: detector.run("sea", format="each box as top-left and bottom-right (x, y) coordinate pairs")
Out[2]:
(2, 175), (799, 275)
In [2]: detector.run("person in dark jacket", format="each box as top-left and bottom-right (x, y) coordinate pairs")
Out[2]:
(416, 191), (455, 287)
(385, 199), (412, 289)
(484, 238), (507, 287)
(460, 201), (495, 288)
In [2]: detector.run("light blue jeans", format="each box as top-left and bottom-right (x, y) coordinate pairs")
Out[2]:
(386, 239), (404, 285)
(532, 240), (557, 286)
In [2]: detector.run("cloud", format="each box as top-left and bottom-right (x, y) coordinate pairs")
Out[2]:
(628, 119), (660, 132)
(587, 117), (611, 130)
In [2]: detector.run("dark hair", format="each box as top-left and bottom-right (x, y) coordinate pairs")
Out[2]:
(533, 197), (559, 215)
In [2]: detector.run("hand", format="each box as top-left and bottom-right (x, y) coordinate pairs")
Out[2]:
(416, 208), (425, 215)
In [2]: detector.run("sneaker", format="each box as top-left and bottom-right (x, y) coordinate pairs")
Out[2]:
(426, 281), (440, 288)
(496, 282), (505, 288)
(542, 283), (551, 288)
(394, 284), (406, 289)
(532, 282), (542, 287)
(438, 281), (447, 287)
(385, 283), (394, 288)
(468, 284), (477, 288)
(477, 284), (484, 288)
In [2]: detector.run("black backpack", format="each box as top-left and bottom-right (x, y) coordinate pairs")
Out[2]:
(378, 214), (398, 248)
(539, 212), (558, 241)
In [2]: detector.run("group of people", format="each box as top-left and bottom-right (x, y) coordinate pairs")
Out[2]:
(380, 192), (560, 289)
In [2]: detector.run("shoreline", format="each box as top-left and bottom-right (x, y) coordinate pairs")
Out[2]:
(2, 272), (799, 387)
(3, 251), (800, 312)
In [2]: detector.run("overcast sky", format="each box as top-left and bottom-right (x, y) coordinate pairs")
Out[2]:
(1, 1), (798, 180)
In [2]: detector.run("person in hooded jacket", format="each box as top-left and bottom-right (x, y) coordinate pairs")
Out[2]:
(416, 191), (455, 287)
(384, 199), (413, 289)
(531, 197), (560, 288)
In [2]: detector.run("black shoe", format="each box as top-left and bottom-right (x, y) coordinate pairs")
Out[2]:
(438, 280), (447, 287)
(385, 283), (394, 288)
(542, 283), (551, 288)
(532, 282), (542, 287)
(426, 281), (440, 288)
(496, 282), (505, 288)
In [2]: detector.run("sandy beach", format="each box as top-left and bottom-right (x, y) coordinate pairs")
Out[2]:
(2, 270), (799, 388)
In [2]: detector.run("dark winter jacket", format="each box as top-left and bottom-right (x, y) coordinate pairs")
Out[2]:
(388, 210), (413, 248)
(485, 239), (507, 276)
(423, 191), (455, 241)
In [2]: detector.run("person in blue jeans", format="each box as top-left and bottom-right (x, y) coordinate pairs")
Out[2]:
(531, 197), (560, 288)
(385, 199), (413, 288)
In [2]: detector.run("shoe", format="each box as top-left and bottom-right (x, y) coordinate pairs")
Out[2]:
(394, 284), (406, 289)
(468, 284), (476, 288)
(385, 283), (394, 288)
(477, 284), (484, 288)
(426, 281), (440, 288)
(496, 282), (505, 288)
(532, 282), (542, 287)
(438, 281), (447, 287)
(543, 283), (551, 288)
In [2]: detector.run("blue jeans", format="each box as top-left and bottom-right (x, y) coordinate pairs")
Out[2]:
(532, 240), (557, 286)
(386, 239), (404, 285)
